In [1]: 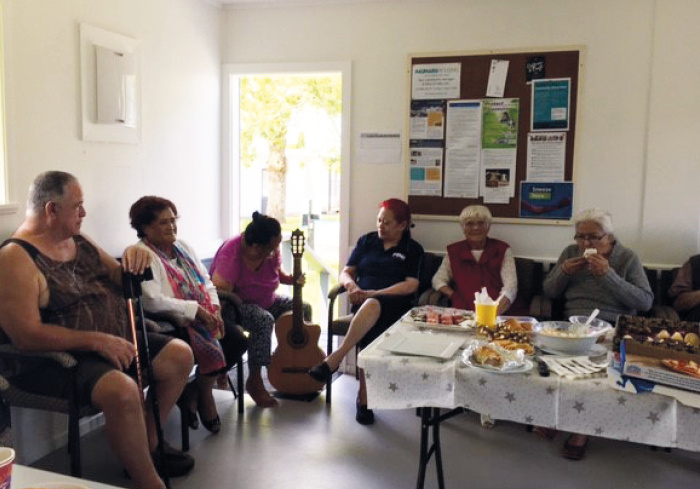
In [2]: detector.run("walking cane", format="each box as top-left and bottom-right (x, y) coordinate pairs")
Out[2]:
(122, 269), (171, 489)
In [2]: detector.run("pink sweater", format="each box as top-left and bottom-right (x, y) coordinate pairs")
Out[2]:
(210, 235), (281, 309)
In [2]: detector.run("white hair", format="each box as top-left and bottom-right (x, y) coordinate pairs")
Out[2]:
(458, 205), (492, 228)
(574, 208), (614, 235)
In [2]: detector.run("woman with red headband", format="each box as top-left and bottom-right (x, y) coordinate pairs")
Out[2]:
(309, 198), (424, 425)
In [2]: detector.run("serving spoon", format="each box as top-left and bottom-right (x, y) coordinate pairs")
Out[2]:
(584, 308), (600, 327)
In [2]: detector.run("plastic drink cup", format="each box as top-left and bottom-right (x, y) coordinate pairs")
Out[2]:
(475, 303), (498, 327)
(0, 447), (15, 489)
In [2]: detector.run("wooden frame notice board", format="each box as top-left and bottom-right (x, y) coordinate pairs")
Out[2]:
(407, 48), (581, 220)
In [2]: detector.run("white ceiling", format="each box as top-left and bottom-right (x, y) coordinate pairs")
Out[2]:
(204, 0), (404, 9)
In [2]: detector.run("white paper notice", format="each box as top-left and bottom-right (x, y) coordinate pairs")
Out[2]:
(444, 148), (479, 198)
(446, 100), (482, 149)
(481, 148), (516, 203)
(412, 63), (461, 100)
(526, 132), (566, 182)
(486, 60), (509, 98)
(356, 132), (401, 164)
(409, 147), (443, 196)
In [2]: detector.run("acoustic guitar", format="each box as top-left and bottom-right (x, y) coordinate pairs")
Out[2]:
(268, 229), (325, 395)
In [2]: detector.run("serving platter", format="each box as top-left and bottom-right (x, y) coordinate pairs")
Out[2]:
(401, 308), (476, 332)
(379, 331), (466, 359)
(463, 357), (534, 374)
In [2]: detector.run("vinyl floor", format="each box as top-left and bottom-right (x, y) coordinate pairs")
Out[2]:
(32, 373), (700, 489)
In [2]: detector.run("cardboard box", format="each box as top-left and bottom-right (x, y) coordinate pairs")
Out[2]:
(613, 315), (700, 393)
(620, 343), (700, 393)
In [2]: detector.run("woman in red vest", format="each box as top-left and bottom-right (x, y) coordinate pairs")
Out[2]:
(431, 205), (517, 315)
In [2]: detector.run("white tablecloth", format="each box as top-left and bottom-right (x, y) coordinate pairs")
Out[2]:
(358, 320), (700, 451)
(13, 464), (127, 488)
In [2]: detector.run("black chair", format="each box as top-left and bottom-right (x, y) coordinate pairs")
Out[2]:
(0, 330), (192, 476)
(532, 266), (678, 321)
(324, 251), (441, 404)
(418, 255), (544, 318)
(147, 296), (248, 451)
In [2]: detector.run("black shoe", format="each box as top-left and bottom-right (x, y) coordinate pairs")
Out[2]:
(201, 415), (221, 434)
(151, 443), (195, 478)
(355, 402), (375, 425)
(308, 362), (337, 383)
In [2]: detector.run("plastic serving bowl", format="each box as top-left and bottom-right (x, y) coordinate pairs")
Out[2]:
(534, 320), (611, 355)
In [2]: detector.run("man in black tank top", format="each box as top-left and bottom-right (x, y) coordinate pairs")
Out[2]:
(0, 172), (195, 489)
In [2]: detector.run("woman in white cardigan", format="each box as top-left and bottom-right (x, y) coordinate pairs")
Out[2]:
(129, 196), (246, 435)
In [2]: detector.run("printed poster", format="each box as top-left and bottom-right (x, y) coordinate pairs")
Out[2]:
(532, 78), (571, 131)
(409, 143), (443, 196)
(410, 100), (446, 140)
(526, 132), (566, 182)
(520, 181), (573, 219)
(412, 63), (461, 100)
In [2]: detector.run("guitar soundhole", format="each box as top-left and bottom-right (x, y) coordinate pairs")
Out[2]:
(288, 329), (308, 348)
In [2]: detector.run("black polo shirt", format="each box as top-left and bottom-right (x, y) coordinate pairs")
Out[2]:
(347, 232), (424, 291)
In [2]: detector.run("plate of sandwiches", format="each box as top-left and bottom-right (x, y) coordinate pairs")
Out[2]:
(402, 306), (475, 332)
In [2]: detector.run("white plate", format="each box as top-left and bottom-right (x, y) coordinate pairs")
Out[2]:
(466, 359), (534, 374)
(379, 331), (466, 359)
(414, 320), (476, 333)
(539, 343), (608, 357)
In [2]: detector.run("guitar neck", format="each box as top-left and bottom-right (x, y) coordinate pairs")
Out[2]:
(292, 254), (304, 328)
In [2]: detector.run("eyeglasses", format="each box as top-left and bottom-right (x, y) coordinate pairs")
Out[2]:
(574, 233), (606, 243)
(464, 220), (488, 229)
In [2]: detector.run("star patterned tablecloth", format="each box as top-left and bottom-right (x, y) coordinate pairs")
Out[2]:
(358, 320), (700, 452)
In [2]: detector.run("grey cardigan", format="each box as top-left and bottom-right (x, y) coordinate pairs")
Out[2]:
(543, 242), (653, 322)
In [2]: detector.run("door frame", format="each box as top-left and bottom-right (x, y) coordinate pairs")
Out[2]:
(221, 61), (351, 266)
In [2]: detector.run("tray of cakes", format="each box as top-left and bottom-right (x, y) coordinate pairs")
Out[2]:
(613, 315), (700, 392)
(402, 306), (475, 332)
(473, 316), (537, 356)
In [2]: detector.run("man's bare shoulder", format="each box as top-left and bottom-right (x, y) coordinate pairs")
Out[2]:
(0, 241), (42, 291)
(0, 240), (38, 270)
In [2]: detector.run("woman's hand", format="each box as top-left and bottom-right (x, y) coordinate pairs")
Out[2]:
(497, 297), (511, 315)
(587, 253), (610, 277)
(296, 273), (306, 286)
(348, 287), (375, 305)
(196, 306), (224, 334)
(561, 256), (588, 276)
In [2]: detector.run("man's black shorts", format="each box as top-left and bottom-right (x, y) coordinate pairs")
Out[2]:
(13, 332), (172, 405)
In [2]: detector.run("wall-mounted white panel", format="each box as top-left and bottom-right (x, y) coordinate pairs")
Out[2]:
(80, 23), (141, 143)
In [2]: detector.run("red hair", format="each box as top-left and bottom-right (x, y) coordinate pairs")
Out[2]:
(380, 198), (412, 226)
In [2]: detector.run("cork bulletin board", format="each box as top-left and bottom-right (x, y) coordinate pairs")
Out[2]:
(406, 48), (582, 221)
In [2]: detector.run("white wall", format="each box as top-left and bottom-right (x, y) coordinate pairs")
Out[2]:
(1, 0), (222, 256)
(223, 0), (700, 266)
(1, 0), (222, 462)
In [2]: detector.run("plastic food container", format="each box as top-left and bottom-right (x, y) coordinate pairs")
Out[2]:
(534, 320), (611, 355)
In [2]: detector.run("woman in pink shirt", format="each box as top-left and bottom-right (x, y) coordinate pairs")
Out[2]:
(211, 212), (309, 407)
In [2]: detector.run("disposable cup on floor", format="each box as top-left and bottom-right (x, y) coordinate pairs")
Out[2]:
(0, 447), (15, 489)
(475, 303), (498, 327)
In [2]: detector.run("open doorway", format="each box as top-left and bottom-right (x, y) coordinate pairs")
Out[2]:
(222, 62), (351, 331)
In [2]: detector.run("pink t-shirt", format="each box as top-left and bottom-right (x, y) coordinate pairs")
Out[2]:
(210, 235), (281, 309)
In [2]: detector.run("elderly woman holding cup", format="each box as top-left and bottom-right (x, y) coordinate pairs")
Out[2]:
(431, 205), (517, 316)
(540, 208), (653, 460)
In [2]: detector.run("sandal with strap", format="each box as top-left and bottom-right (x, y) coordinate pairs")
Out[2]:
(562, 434), (589, 460)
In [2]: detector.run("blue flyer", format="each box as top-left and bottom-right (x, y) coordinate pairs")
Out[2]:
(520, 182), (573, 219)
